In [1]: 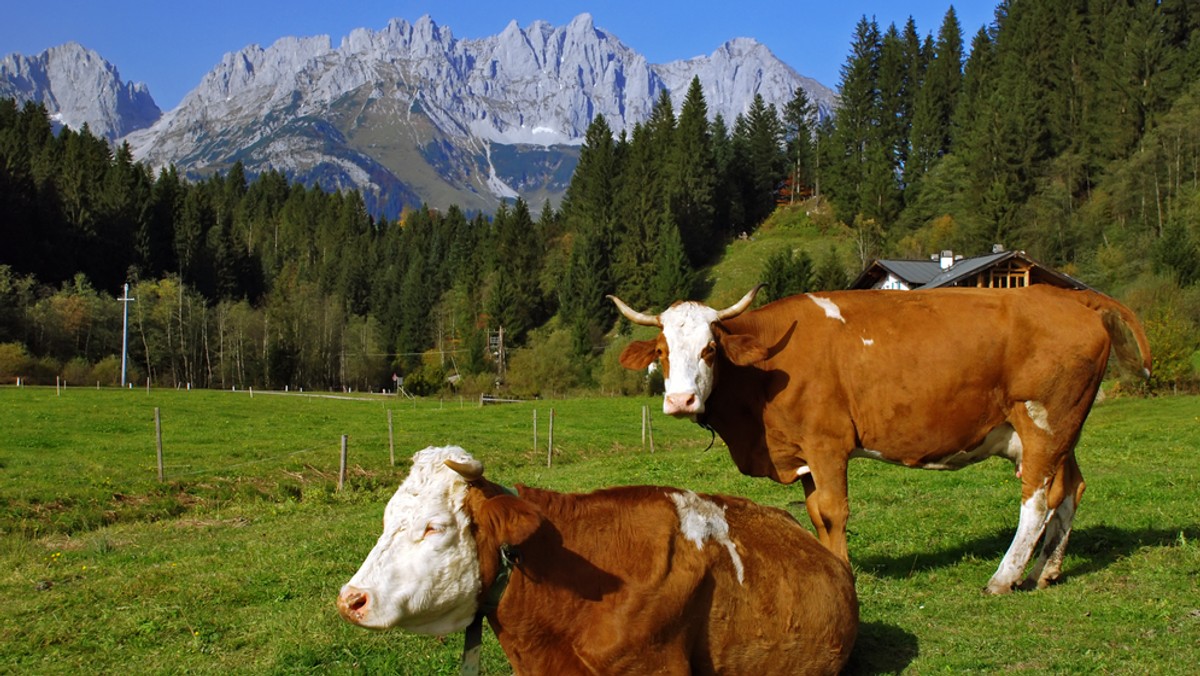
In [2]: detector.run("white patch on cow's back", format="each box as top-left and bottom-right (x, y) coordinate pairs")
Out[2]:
(1024, 401), (1053, 435)
(807, 294), (846, 323)
(861, 337), (874, 346)
(668, 490), (745, 584)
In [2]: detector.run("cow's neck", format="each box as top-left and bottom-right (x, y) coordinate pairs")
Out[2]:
(699, 357), (782, 481)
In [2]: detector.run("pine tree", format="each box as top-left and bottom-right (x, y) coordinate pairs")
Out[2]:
(561, 114), (620, 242)
(736, 94), (787, 228)
(710, 114), (742, 235)
(670, 78), (718, 265)
(487, 198), (544, 344)
(782, 87), (817, 202)
(909, 7), (963, 180)
(559, 115), (621, 355)
(649, 219), (694, 307)
(828, 16), (882, 222)
(761, 248), (814, 302)
(612, 123), (663, 311)
(865, 23), (909, 225)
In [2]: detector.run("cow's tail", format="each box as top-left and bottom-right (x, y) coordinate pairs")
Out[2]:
(1081, 291), (1152, 381)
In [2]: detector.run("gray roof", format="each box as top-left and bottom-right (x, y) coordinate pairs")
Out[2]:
(876, 260), (943, 285)
(923, 252), (1012, 288)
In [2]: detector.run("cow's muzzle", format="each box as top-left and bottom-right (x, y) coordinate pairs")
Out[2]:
(664, 392), (702, 417)
(337, 585), (370, 625)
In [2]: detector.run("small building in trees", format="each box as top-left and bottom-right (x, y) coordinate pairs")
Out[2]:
(851, 245), (1089, 291)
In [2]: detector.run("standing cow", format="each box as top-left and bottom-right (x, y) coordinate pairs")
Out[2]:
(610, 284), (1150, 594)
(338, 445), (858, 675)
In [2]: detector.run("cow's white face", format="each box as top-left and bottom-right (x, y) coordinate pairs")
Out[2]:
(613, 288), (768, 420)
(337, 446), (482, 634)
(659, 302), (722, 417)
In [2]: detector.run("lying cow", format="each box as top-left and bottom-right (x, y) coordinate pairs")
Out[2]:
(337, 445), (858, 675)
(610, 284), (1151, 594)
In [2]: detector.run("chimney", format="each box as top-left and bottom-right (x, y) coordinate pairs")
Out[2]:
(939, 250), (955, 270)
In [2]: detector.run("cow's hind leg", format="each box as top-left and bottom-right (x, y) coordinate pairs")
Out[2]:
(986, 476), (1050, 595)
(1023, 452), (1085, 590)
(987, 395), (1092, 595)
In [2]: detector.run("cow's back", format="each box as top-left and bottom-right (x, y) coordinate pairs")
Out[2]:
(494, 486), (857, 675)
(698, 495), (858, 675)
(725, 286), (1116, 464)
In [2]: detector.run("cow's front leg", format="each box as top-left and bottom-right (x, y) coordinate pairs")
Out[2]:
(800, 452), (851, 562)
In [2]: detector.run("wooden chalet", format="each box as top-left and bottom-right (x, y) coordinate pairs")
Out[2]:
(850, 246), (1089, 291)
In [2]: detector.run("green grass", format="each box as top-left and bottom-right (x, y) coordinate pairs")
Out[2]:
(701, 203), (855, 305)
(1, 388), (1198, 673)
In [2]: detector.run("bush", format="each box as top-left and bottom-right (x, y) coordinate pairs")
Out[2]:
(22, 357), (62, 385)
(1144, 307), (1200, 392)
(61, 357), (92, 386)
(91, 355), (123, 386)
(402, 363), (447, 397)
(505, 328), (585, 398)
(0, 342), (32, 380)
(597, 338), (652, 396)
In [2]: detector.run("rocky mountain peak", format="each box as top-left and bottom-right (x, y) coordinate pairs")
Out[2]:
(0, 41), (160, 141)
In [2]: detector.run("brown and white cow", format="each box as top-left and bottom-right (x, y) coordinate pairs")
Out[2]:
(337, 445), (858, 675)
(610, 284), (1151, 594)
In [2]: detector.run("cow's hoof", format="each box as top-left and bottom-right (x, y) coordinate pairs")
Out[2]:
(983, 581), (1014, 596)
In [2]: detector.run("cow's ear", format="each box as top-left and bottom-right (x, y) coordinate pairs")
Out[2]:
(619, 339), (659, 370)
(476, 494), (543, 546)
(719, 333), (768, 366)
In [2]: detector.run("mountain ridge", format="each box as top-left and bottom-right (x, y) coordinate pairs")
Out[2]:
(3, 14), (836, 217)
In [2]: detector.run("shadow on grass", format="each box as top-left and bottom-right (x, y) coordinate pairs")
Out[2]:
(854, 524), (1200, 581)
(843, 621), (919, 675)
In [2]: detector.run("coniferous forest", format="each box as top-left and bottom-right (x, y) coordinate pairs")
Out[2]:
(2, 0), (1199, 394)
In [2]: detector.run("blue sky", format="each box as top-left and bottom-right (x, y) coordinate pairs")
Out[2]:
(3, 1), (999, 110)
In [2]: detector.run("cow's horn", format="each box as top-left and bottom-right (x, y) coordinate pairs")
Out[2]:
(607, 295), (661, 327)
(716, 284), (763, 320)
(445, 458), (484, 481)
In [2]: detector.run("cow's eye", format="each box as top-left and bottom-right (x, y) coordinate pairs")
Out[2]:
(422, 523), (443, 539)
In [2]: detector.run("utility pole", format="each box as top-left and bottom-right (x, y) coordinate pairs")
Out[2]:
(119, 283), (136, 387)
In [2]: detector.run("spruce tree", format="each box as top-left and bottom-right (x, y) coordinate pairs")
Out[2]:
(612, 122), (662, 311)
(559, 114), (620, 355)
(737, 94), (787, 228)
(910, 7), (963, 182)
(829, 16), (882, 222)
(782, 87), (817, 202)
(670, 77), (718, 265)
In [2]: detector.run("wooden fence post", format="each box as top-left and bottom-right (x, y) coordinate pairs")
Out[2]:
(533, 409), (538, 456)
(155, 407), (164, 482)
(642, 406), (647, 450)
(648, 409), (655, 453)
(546, 409), (555, 468)
(387, 410), (395, 467)
(338, 435), (348, 492)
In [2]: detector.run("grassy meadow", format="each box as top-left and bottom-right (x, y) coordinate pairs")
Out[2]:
(1, 386), (1198, 674)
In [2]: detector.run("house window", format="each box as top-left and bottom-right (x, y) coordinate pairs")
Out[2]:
(978, 263), (1030, 288)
